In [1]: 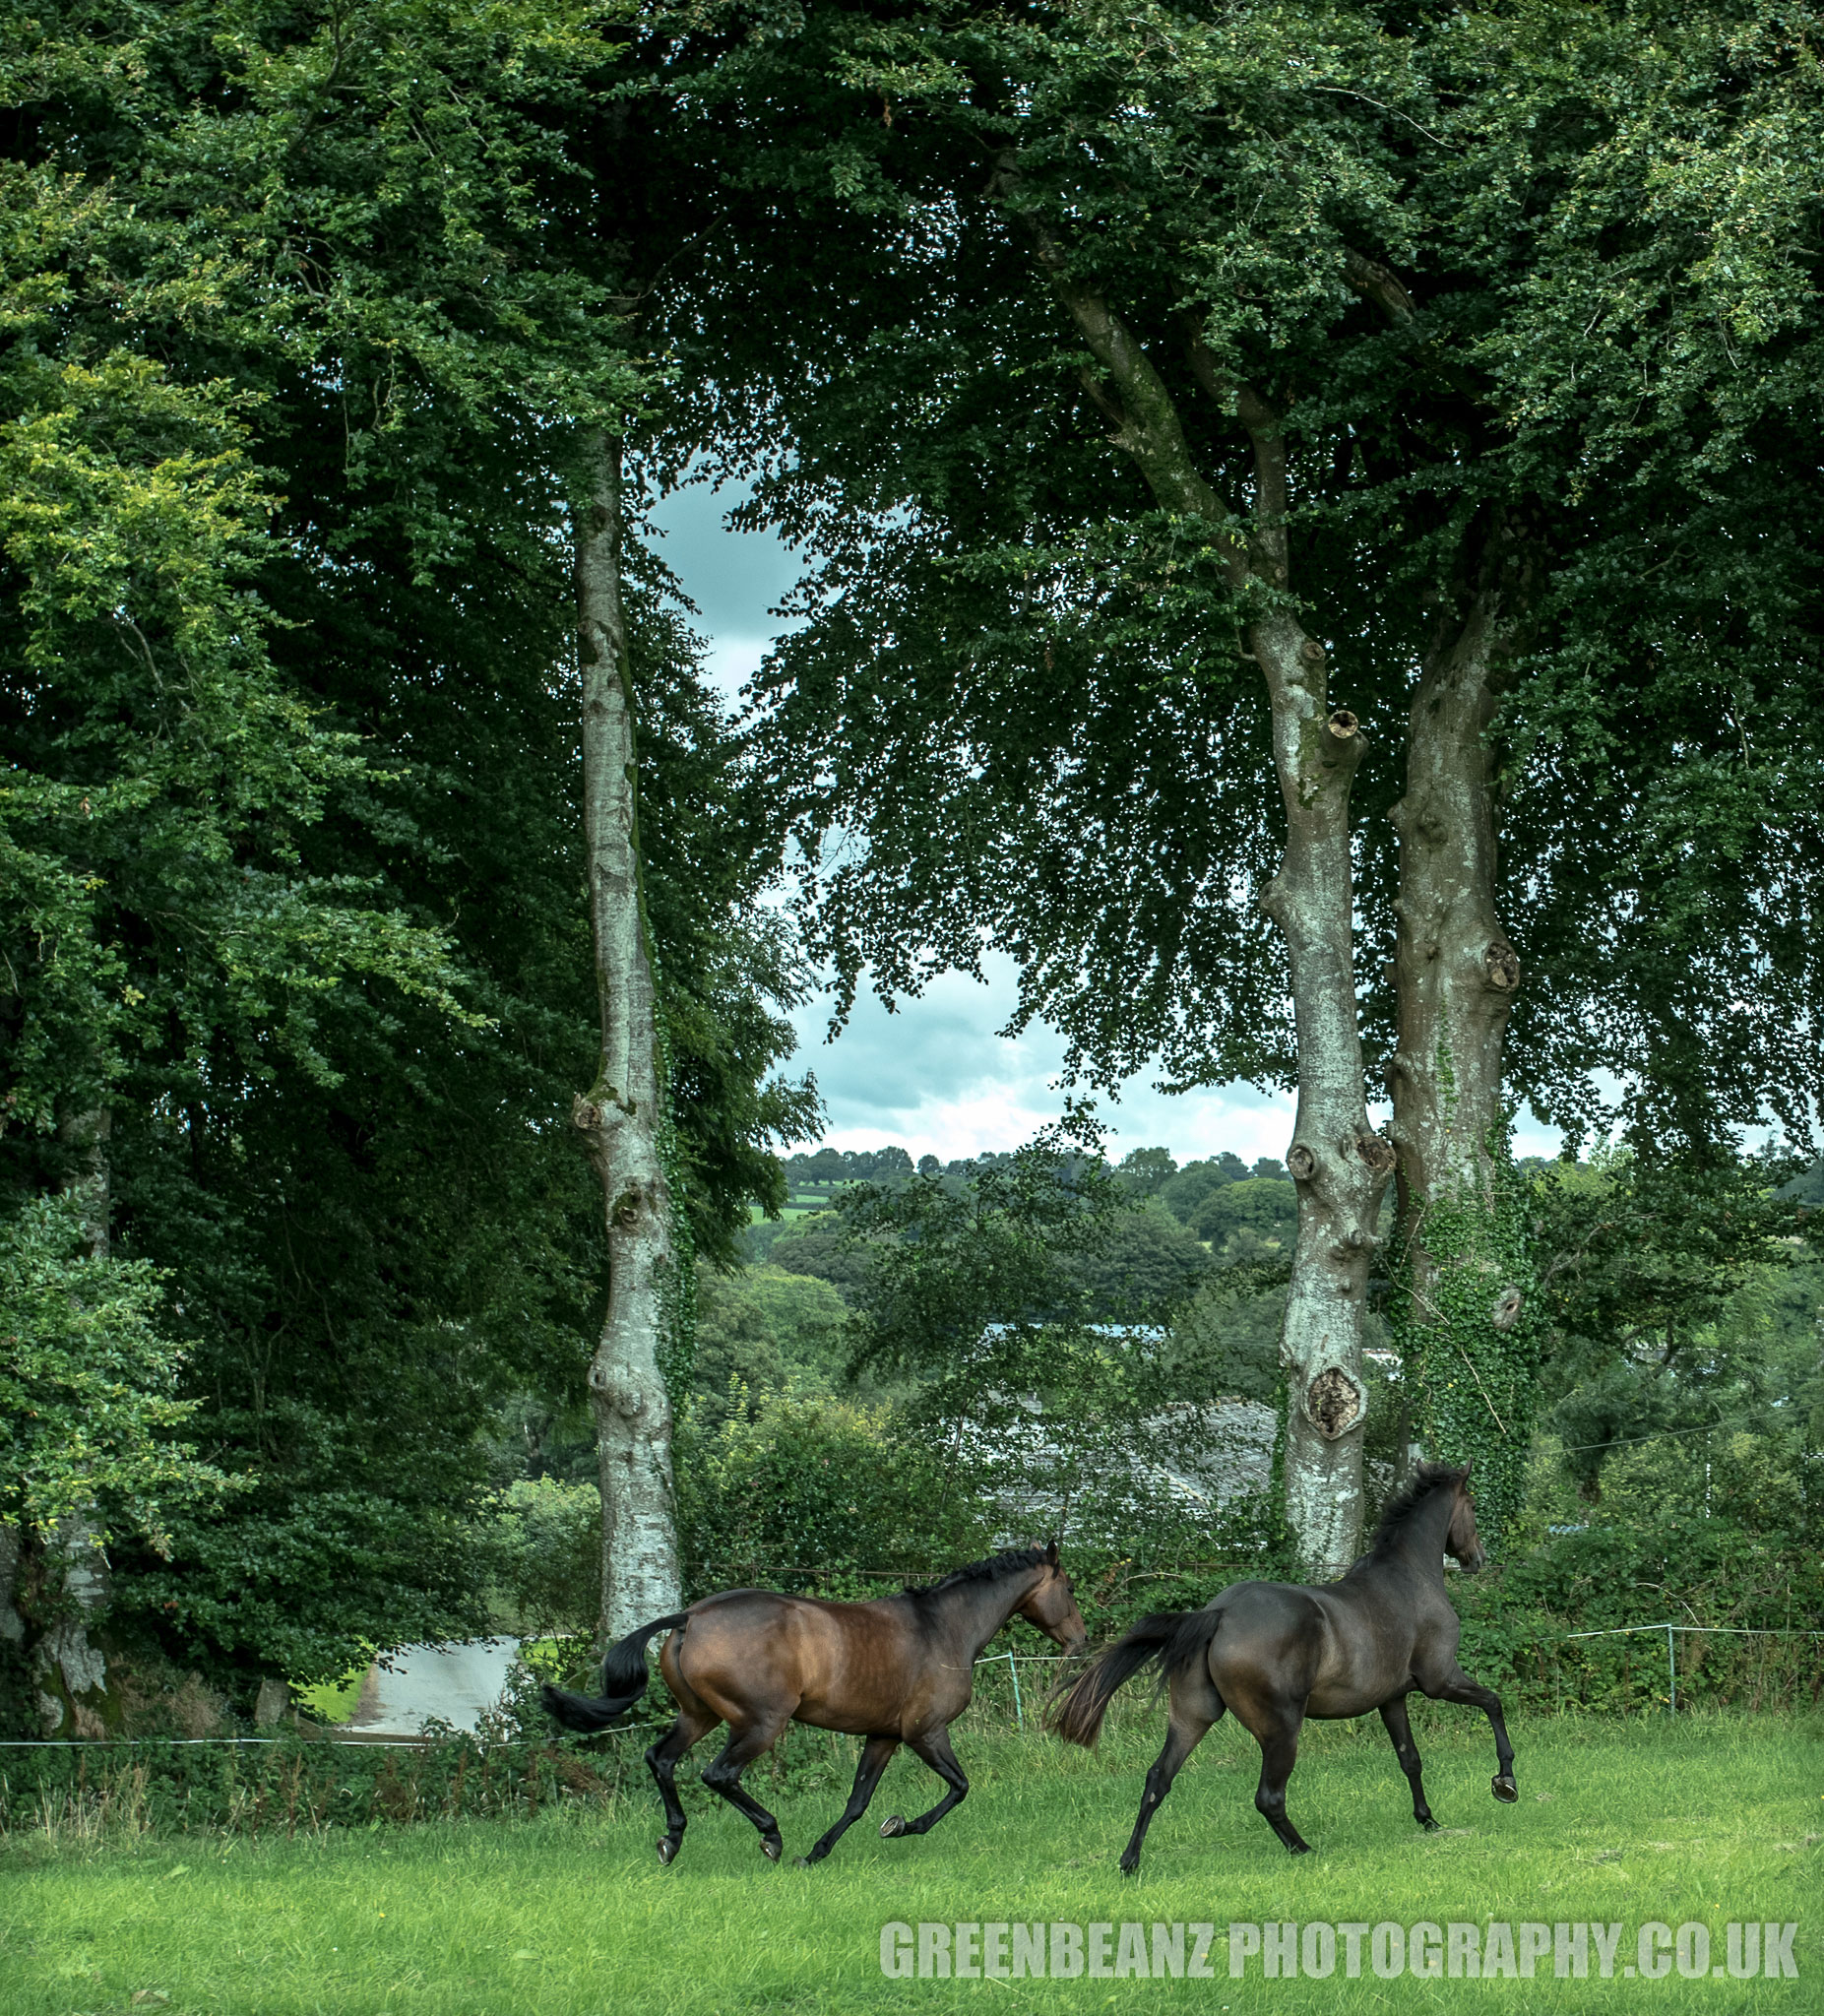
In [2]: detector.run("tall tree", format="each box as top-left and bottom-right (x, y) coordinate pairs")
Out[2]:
(1, 0), (811, 1712)
(571, 429), (687, 1635)
(681, 0), (1823, 1556)
(684, 0), (1454, 1570)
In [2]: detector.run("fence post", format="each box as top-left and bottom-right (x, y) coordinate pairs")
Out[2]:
(1008, 1651), (1024, 1731)
(1667, 1623), (1676, 1717)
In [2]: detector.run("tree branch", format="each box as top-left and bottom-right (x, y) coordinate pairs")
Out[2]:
(1343, 247), (1418, 325)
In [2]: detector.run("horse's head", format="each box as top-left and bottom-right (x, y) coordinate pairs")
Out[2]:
(1017, 1540), (1089, 1655)
(1445, 1467), (1487, 1574)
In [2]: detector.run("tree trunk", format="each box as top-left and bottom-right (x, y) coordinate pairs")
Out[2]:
(1018, 241), (1391, 1576)
(570, 427), (684, 1641)
(1253, 609), (1393, 1577)
(36, 1107), (116, 1735)
(1386, 589), (1535, 1543)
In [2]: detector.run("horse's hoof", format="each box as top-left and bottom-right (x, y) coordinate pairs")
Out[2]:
(762, 1837), (783, 1861)
(1420, 1816), (1441, 1832)
(880, 1815), (908, 1838)
(1491, 1776), (1519, 1804)
(793, 1856), (813, 1869)
(656, 1839), (677, 1864)
(1118, 1855), (1140, 1877)
(1288, 1841), (1313, 1856)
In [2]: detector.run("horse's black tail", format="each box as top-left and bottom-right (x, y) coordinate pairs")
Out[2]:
(1049, 1607), (1224, 1749)
(541, 1610), (689, 1732)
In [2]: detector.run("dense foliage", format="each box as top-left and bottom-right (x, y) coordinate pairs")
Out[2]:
(0, 0), (809, 1717)
(1, 0), (1818, 1729)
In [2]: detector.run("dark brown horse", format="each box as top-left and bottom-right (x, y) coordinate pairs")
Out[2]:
(545, 1543), (1087, 1865)
(1052, 1464), (1517, 1865)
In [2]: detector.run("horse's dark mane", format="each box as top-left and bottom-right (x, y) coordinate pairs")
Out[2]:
(901, 1546), (1047, 1606)
(1365, 1463), (1466, 1556)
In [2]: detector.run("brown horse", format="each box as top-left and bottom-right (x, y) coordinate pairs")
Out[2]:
(544, 1543), (1087, 1865)
(1051, 1464), (1517, 1865)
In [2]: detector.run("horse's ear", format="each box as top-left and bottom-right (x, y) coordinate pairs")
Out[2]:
(1457, 1463), (1474, 1481)
(1044, 1538), (1059, 1564)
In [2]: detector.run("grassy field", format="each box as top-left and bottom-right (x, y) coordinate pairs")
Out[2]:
(2, 1709), (1818, 2015)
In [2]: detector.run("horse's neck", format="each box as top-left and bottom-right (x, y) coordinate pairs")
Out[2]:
(939, 1569), (1038, 1660)
(1377, 1489), (1456, 1580)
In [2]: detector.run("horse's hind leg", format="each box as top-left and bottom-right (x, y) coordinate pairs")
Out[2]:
(646, 1708), (719, 1865)
(1229, 1696), (1311, 1855)
(1378, 1695), (1438, 1832)
(879, 1727), (969, 1840)
(1119, 1682), (1220, 1876)
(797, 1732), (900, 1866)
(700, 1718), (791, 1860)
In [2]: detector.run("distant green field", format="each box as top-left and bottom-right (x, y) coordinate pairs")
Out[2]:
(3, 1711), (1816, 2014)
(294, 1663), (369, 1728)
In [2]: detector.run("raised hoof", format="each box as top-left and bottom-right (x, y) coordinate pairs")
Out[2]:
(879, 1815), (908, 1838)
(656, 1839), (677, 1865)
(762, 1837), (784, 1861)
(1491, 1775), (1519, 1804)
(1419, 1816), (1441, 1833)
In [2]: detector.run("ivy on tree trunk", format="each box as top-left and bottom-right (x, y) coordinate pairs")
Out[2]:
(1386, 553), (1540, 1544)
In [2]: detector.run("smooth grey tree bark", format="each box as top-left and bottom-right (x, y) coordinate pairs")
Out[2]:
(570, 428), (685, 1640)
(998, 198), (1392, 1574)
(1343, 258), (1527, 1255)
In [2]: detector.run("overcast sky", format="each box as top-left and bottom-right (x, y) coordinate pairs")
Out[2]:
(647, 480), (1558, 1167)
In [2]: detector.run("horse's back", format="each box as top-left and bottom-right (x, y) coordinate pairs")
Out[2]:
(1202, 1573), (1432, 1720)
(664, 1587), (918, 1733)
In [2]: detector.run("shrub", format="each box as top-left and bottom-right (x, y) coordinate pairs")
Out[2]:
(675, 1389), (993, 1598)
(485, 1479), (600, 1641)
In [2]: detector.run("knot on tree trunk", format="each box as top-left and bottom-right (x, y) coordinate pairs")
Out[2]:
(1302, 1364), (1367, 1440)
(589, 1361), (652, 1420)
(1300, 637), (1326, 665)
(1482, 941), (1521, 991)
(1353, 1129), (1397, 1174)
(1492, 1285), (1524, 1332)
(1326, 707), (1358, 738)
(608, 1182), (651, 1229)
(1287, 1142), (1317, 1181)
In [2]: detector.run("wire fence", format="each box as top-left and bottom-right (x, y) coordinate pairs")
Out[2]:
(1562, 1623), (1824, 1717)
(4, 1621), (1818, 1754)
(3, 1621), (1818, 1841)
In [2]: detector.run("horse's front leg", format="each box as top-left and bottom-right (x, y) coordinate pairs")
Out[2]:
(797, 1732), (900, 1865)
(1421, 1665), (1518, 1802)
(879, 1727), (968, 1839)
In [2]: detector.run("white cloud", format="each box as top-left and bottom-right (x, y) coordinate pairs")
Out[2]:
(787, 955), (1301, 1165)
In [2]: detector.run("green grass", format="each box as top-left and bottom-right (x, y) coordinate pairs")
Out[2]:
(2, 1711), (1818, 2014)
(295, 1663), (369, 1728)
